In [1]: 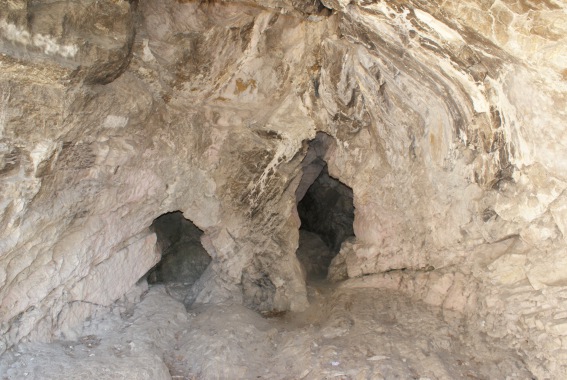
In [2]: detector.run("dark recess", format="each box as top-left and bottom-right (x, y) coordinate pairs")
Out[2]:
(146, 211), (211, 286)
(295, 134), (355, 279)
(297, 166), (355, 253)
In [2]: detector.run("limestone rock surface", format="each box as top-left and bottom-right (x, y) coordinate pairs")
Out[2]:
(0, 283), (533, 380)
(1, 0), (567, 378)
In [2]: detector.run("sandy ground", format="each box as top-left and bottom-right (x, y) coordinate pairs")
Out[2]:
(0, 281), (533, 380)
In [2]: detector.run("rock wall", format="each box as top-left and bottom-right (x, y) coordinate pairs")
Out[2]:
(1, 0), (566, 377)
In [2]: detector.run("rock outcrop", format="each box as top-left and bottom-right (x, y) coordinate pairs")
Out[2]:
(1, 0), (566, 377)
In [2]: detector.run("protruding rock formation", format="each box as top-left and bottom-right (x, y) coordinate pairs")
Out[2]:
(1, 0), (566, 377)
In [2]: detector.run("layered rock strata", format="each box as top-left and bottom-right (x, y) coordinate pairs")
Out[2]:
(1, 0), (566, 377)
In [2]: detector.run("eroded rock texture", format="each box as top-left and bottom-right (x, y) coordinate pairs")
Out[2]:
(1, 0), (566, 377)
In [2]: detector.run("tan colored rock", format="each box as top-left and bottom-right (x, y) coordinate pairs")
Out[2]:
(487, 253), (527, 285)
(1, 0), (567, 378)
(551, 320), (567, 336)
(526, 248), (567, 290)
(69, 231), (159, 306)
(424, 272), (455, 307)
(551, 190), (567, 241)
(443, 272), (474, 313)
(0, 0), (135, 84)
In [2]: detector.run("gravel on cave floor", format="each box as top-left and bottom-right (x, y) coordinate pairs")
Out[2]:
(0, 282), (532, 380)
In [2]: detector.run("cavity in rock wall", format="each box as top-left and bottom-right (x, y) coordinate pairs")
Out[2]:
(1, 1), (567, 378)
(146, 212), (211, 301)
(297, 165), (354, 253)
(293, 132), (355, 279)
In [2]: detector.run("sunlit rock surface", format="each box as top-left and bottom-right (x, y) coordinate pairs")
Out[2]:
(0, 0), (566, 377)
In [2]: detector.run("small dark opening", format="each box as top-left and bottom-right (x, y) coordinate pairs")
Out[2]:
(295, 133), (355, 280)
(146, 211), (211, 297)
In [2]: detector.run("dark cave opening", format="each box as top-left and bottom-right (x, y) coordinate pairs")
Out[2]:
(146, 211), (211, 288)
(295, 134), (355, 280)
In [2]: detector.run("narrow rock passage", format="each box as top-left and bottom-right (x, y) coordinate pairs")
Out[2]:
(0, 279), (532, 379)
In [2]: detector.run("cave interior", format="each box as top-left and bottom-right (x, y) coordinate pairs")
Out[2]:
(0, 0), (566, 378)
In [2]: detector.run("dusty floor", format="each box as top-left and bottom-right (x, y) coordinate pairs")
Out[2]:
(0, 280), (533, 380)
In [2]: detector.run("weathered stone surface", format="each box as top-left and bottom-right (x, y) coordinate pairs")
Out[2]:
(487, 253), (527, 285)
(0, 284), (533, 380)
(0, 0), (135, 84)
(526, 248), (567, 290)
(1, 0), (567, 378)
(551, 190), (567, 241)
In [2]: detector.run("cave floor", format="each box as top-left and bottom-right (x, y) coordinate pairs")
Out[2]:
(0, 281), (532, 380)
